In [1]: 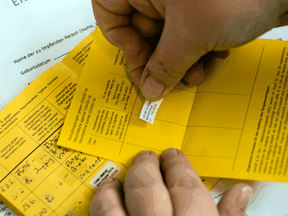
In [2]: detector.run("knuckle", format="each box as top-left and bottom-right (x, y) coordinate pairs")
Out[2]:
(125, 165), (160, 190)
(168, 178), (202, 191)
(162, 155), (202, 190)
(91, 196), (112, 216)
(125, 180), (156, 191)
(164, 153), (191, 168)
(147, 57), (182, 84)
(167, 174), (204, 192)
(128, 170), (156, 188)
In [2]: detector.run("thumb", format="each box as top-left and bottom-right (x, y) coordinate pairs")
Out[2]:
(217, 183), (252, 216)
(139, 13), (205, 100)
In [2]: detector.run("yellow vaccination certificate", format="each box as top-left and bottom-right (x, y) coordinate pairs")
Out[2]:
(59, 28), (288, 183)
(0, 30), (129, 216)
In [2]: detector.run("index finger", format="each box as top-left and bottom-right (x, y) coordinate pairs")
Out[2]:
(92, 0), (142, 56)
(160, 148), (219, 215)
(124, 150), (173, 216)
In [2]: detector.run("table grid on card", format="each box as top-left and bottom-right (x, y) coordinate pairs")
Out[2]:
(58, 28), (288, 182)
(182, 45), (266, 176)
(0, 74), (114, 215)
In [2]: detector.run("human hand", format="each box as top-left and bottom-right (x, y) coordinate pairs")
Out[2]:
(92, 0), (288, 101)
(90, 148), (252, 215)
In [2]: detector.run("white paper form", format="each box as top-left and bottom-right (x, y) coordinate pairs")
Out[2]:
(0, 0), (96, 111)
(259, 26), (288, 41)
(246, 182), (288, 216)
(211, 180), (288, 216)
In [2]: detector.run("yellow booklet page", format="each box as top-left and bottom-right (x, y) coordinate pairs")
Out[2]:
(0, 30), (130, 216)
(59, 29), (288, 182)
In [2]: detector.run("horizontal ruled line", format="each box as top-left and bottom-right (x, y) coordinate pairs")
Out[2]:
(187, 125), (242, 130)
(195, 92), (250, 96)
(54, 52), (69, 60)
(185, 155), (234, 159)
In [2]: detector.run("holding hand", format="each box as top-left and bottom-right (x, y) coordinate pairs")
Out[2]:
(90, 148), (252, 216)
(92, 0), (288, 101)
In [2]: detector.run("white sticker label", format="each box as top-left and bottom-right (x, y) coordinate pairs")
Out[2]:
(139, 99), (163, 124)
(89, 161), (122, 189)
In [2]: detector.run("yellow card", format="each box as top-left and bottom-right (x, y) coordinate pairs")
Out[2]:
(59, 28), (288, 183)
(58, 28), (219, 189)
(183, 40), (288, 182)
(0, 29), (128, 216)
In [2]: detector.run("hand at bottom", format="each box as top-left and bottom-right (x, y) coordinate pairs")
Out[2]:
(91, 148), (251, 216)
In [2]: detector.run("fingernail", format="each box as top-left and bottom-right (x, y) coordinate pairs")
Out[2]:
(100, 177), (114, 185)
(132, 150), (153, 165)
(136, 150), (152, 158)
(200, 60), (205, 67)
(237, 186), (252, 212)
(161, 148), (179, 160)
(199, 60), (205, 71)
(142, 75), (165, 99)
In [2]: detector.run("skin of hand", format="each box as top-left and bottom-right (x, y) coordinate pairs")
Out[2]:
(92, 0), (288, 101)
(90, 148), (252, 216)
